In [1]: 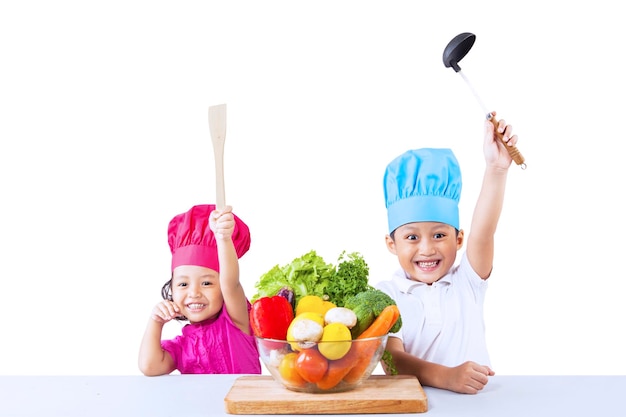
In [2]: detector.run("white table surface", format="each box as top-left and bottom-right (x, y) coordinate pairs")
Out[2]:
(0, 374), (623, 416)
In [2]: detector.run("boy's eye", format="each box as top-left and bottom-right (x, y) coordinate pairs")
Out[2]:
(407, 235), (418, 241)
(434, 233), (445, 239)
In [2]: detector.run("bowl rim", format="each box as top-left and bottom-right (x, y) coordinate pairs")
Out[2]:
(254, 334), (389, 343)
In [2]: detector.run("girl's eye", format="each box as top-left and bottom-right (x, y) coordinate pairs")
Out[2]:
(202, 281), (212, 286)
(177, 282), (188, 287)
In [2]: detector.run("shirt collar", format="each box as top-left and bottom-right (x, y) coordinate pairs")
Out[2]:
(391, 268), (452, 294)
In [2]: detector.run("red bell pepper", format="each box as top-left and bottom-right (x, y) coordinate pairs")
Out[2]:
(250, 295), (294, 339)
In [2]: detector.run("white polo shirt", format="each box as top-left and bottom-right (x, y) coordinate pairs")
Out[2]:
(376, 252), (491, 367)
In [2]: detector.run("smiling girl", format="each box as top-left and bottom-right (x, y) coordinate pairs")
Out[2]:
(138, 204), (261, 376)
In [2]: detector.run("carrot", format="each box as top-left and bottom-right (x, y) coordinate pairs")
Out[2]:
(342, 338), (380, 384)
(316, 349), (357, 390)
(343, 305), (400, 384)
(356, 305), (400, 340)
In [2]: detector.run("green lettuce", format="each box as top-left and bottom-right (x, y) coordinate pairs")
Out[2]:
(251, 250), (372, 307)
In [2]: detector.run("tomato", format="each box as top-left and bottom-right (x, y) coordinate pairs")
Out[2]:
(295, 347), (328, 383)
(278, 352), (307, 388)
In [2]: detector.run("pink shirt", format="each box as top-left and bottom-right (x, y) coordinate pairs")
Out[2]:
(161, 302), (261, 374)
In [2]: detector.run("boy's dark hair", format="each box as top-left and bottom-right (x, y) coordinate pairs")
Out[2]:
(389, 227), (460, 241)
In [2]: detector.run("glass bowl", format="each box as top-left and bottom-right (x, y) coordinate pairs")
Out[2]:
(255, 334), (389, 393)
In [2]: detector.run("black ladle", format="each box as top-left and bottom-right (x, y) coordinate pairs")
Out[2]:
(443, 32), (526, 169)
(443, 32), (476, 73)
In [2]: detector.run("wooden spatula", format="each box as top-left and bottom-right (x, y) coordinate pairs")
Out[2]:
(208, 103), (227, 210)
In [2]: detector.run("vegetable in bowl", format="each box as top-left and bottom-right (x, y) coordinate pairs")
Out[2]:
(250, 250), (403, 379)
(251, 250), (371, 308)
(343, 288), (403, 339)
(254, 304), (400, 392)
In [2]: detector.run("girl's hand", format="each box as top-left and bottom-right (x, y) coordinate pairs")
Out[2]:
(150, 300), (181, 324)
(209, 206), (235, 240)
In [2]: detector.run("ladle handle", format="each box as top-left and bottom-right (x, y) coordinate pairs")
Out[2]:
(488, 114), (526, 169)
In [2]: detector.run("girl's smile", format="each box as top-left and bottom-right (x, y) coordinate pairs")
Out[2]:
(185, 303), (207, 312)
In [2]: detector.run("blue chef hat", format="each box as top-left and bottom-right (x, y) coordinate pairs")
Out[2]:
(384, 148), (462, 233)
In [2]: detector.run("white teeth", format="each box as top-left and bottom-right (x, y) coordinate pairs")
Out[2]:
(419, 261), (437, 267)
(187, 304), (204, 309)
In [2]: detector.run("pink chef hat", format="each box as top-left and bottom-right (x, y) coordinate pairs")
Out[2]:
(167, 204), (251, 272)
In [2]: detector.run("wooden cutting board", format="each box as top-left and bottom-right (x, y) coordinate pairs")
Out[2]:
(223, 375), (428, 414)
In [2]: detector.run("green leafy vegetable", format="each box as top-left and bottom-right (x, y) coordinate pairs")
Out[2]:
(251, 250), (372, 308)
(325, 251), (372, 307)
(251, 250), (334, 303)
(381, 350), (398, 375)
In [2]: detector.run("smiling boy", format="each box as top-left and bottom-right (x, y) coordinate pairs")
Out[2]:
(376, 114), (519, 394)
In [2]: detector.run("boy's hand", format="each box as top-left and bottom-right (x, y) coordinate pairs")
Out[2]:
(484, 111), (519, 169)
(446, 361), (495, 394)
(209, 205), (235, 240)
(150, 300), (181, 324)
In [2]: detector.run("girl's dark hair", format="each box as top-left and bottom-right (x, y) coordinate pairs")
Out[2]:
(160, 275), (188, 321)
(161, 278), (173, 301)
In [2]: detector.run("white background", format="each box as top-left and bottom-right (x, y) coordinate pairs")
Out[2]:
(1, 1), (624, 376)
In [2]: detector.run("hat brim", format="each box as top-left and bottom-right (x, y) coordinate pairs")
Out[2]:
(387, 194), (459, 233)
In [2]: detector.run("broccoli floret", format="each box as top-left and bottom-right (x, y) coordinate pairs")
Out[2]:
(343, 288), (402, 338)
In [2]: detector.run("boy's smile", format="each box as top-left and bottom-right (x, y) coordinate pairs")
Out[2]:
(416, 259), (441, 272)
